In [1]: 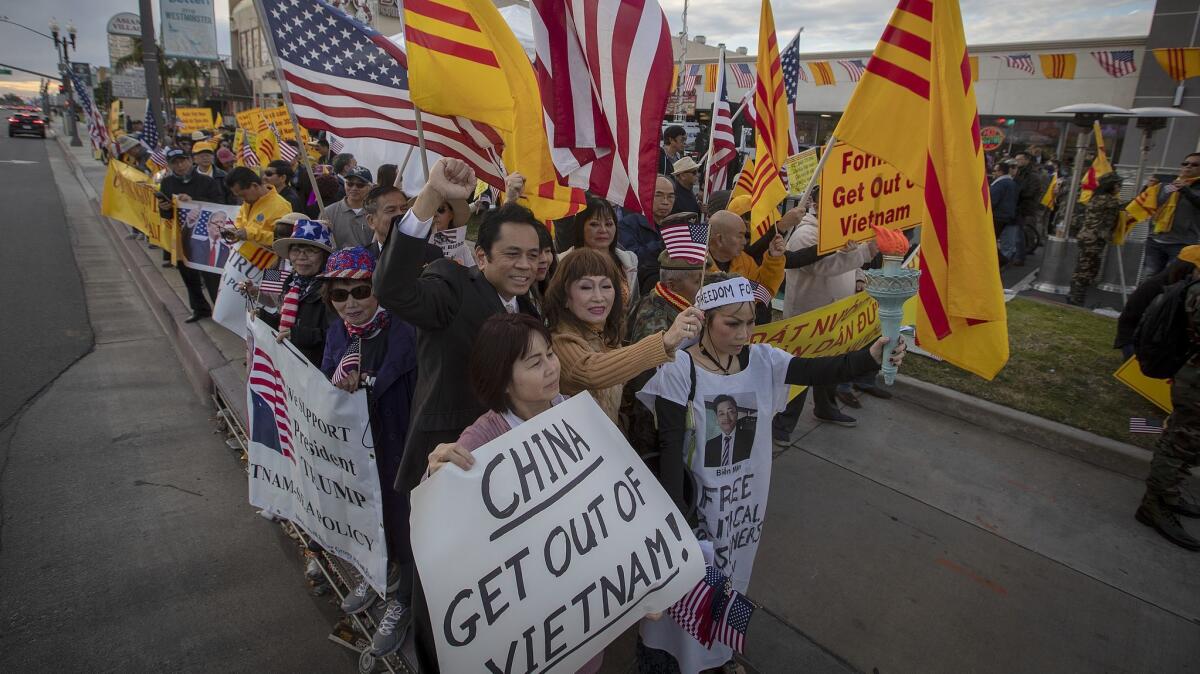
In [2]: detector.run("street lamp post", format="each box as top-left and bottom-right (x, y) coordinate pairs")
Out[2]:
(49, 18), (81, 147)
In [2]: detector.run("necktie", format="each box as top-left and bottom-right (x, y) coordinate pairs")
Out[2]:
(722, 436), (732, 466)
(209, 242), (218, 266)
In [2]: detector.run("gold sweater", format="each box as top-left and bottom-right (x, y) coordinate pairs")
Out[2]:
(552, 322), (672, 423)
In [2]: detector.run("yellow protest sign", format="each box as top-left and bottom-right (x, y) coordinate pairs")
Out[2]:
(751, 292), (882, 398)
(784, 147), (820, 197)
(108, 101), (122, 140)
(236, 107), (263, 131)
(263, 106), (296, 140)
(176, 107), (214, 133)
(1114, 357), (1172, 413)
(818, 141), (921, 253)
(100, 159), (178, 261)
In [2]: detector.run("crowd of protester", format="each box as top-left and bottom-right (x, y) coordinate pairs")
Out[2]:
(116, 118), (1199, 669)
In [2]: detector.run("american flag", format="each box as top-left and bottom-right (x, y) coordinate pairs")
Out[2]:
(713, 590), (755, 653)
(729, 62), (756, 89)
(1092, 50), (1137, 78)
(259, 0), (505, 188)
(531, 0), (675, 216)
(780, 31), (804, 154)
(666, 565), (726, 647)
(707, 52), (737, 196)
(327, 132), (345, 155)
(138, 104), (159, 150)
(240, 132), (261, 167)
(750, 280), (773, 306)
(249, 345), (295, 461)
(1129, 417), (1163, 434)
(271, 120), (299, 162)
(839, 58), (868, 83)
(661, 218), (708, 264)
(332, 339), (361, 384)
(1001, 54), (1035, 75)
(682, 64), (703, 93)
(68, 71), (111, 154)
(190, 209), (213, 238)
(260, 268), (290, 295)
(148, 147), (168, 168)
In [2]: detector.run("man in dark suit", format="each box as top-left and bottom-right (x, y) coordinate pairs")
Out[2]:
(704, 395), (754, 468)
(373, 158), (543, 673)
(183, 209), (233, 271)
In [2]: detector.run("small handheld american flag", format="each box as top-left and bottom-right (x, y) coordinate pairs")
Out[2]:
(666, 565), (727, 647)
(661, 219), (709, 265)
(713, 590), (756, 653)
(332, 338), (361, 385)
(750, 280), (773, 306)
(259, 268), (289, 296)
(327, 133), (345, 155)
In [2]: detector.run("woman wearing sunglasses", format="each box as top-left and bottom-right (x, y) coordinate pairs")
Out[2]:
(319, 247), (420, 658)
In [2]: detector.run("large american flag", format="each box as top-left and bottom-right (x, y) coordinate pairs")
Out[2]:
(660, 218), (709, 264)
(1001, 54), (1035, 75)
(249, 345), (295, 461)
(838, 58), (868, 83)
(729, 62), (756, 89)
(138, 104), (159, 150)
(707, 52), (736, 196)
(713, 590), (755, 653)
(1092, 50), (1137, 78)
(531, 0), (675, 216)
(780, 30), (804, 154)
(259, 0), (505, 188)
(68, 71), (111, 154)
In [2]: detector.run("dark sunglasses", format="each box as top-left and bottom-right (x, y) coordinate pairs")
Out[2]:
(329, 285), (373, 302)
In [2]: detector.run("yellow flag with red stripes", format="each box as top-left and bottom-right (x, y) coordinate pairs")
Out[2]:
(1152, 48), (1200, 82)
(808, 61), (836, 85)
(1038, 53), (1076, 79)
(731, 157), (756, 200)
(749, 0), (789, 242)
(403, 0), (583, 222)
(834, 0), (1008, 380)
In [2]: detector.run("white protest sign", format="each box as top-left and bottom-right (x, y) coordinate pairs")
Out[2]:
(178, 200), (241, 274)
(430, 225), (476, 267)
(213, 243), (277, 338)
(411, 394), (704, 672)
(246, 318), (387, 593)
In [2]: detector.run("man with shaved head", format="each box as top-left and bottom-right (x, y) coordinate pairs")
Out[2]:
(706, 210), (787, 296)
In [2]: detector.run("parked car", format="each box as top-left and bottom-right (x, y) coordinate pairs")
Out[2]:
(9, 112), (46, 138)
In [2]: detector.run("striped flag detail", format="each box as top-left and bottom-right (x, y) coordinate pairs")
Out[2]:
(531, 0), (675, 217)
(1038, 53), (1076, 80)
(1129, 417), (1163, 434)
(660, 219), (708, 264)
(248, 345), (295, 461)
(1091, 50), (1137, 78)
(682, 63), (703, 92)
(707, 51), (737, 194)
(729, 62), (756, 88)
(1152, 47), (1200, 82)
(839, 58), (869, 82)
(808, 61), (836, 86)
(713, 590), (756, 653)
(1000, 53), (1035, 75)
(705, 63), (719, 92)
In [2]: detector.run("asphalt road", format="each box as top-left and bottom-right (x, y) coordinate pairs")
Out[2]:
(0, 129), (92, 426)
(0, 132), (351, 671)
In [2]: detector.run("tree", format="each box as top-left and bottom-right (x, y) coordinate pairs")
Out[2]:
(113, 38), (212, 107)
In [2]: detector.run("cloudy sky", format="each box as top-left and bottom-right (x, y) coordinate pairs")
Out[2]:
(0, 0), (1153, 98)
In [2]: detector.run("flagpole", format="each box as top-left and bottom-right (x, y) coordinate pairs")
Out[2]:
(412, 105), (432, 181)
(251, 0), (326, 213)
(395, 145), (415, 189)
(702, 49), (725, 205)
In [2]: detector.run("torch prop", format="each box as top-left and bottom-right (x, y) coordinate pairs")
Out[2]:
(864, 226), (920, 385)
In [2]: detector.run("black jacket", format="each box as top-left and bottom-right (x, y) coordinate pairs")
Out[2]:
(258, 281), (334, 367)
(1115, 270), (1170, 349)
(279, 185), (307, 215)
(158, 169), (228, 218)
(671, 178), (702, 216)
(374, 230), (540, 493)
(1014, 166), (1043, 218)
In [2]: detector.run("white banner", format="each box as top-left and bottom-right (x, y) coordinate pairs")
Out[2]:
(411, 395), (704, 672)
(213, 243), (276, 338)
(160, 0), (219, 61)
(178, 200), (240, 274)
(110, 68), (147, 99)
(247, 318), (387, 593)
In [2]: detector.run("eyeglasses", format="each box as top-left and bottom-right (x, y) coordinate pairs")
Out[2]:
(1181, 162), (1200, 168)
(329, 285), (373, 302)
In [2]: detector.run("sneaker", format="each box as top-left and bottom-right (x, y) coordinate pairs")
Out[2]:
(371, 599), (411, 657)
(305, 558), (324, 581)
(341, 577), (378, 615)
(814, 410), (857, 427)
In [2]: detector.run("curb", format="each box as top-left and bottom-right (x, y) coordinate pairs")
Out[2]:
(54, 133), (225, 402)
(890, 374), (1152, 479)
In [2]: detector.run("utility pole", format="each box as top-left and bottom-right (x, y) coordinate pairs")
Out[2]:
(138, 0), (166, 144)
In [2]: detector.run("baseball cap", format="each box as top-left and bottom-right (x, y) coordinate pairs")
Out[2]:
(165, 148), (189, 161)
(345, 166), (373, 184)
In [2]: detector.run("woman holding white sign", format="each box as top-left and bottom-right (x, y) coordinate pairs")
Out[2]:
(636, 275), (906, 672)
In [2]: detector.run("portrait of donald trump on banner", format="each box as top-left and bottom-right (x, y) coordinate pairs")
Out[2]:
(181, 205), (235, 273)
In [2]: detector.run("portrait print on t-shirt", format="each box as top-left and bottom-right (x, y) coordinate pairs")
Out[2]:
(702, 392), (756, 469)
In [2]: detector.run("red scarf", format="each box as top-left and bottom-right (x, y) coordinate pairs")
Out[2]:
(654, 282), (691, 312)
(333, 310), (390, 384)
(278, 274), (315, 332)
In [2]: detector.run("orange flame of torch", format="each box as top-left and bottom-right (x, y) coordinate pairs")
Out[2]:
(871, 225), (908, 256)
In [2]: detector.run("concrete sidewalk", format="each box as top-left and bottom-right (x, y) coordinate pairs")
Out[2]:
(56, 135), (1200, 673)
